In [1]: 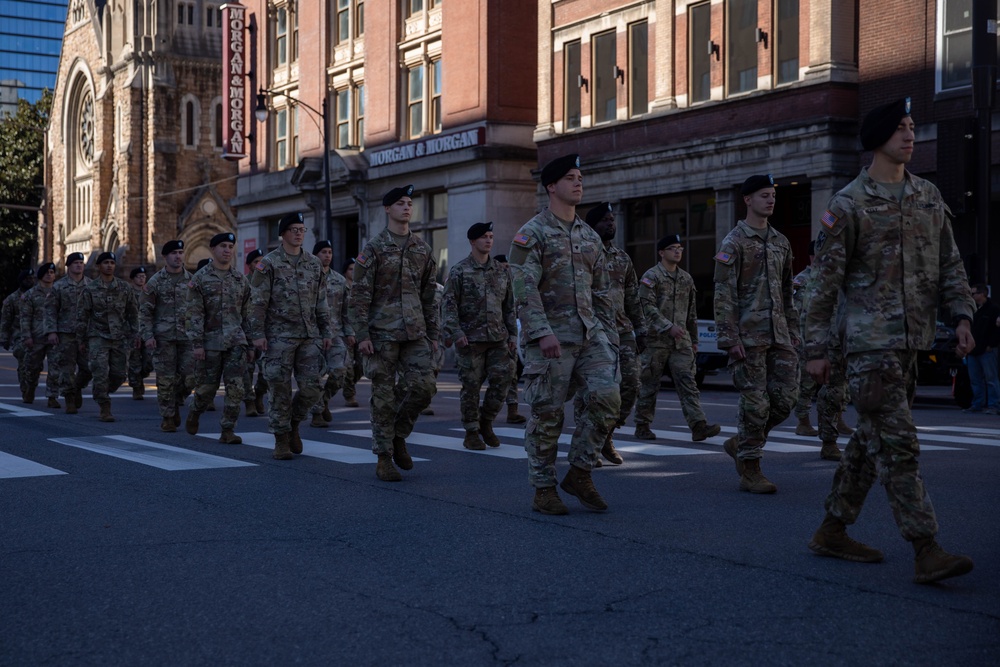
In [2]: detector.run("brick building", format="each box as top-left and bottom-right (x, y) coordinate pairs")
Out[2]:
(233, 0), (539, 278)
(39, 0), (238, 273)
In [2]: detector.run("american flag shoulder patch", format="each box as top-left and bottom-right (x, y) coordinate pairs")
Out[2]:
(714, 251), (734, 264)
(641, 277), (655, 287)
(355, 252), (371, 267)
(821, 210), (839, 229)
(512, 233), (531, 247)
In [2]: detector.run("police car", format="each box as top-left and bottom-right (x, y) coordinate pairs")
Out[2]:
(695, 319), (728, 386)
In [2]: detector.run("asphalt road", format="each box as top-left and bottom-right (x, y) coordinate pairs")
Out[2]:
(1, 354), (998, 666)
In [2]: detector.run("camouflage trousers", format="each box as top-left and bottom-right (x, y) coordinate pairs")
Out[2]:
(817, 348), (848, 443)
(342, 342), (362, 400)
(87, 338), (128, 402)
(521, 336), (621, 488)
(262, 337), (324, 435)
(192, 346), (249, 430)
(151, 340), (196, 419)
(50, 333), (92, 398)
(505, 354), (523, 406)
(311, 339), (348, 415)
(243, 353), (267, 401)
(824, 350), (937, 541)
(362, 338), (436, 455)
(456, 340), (511, 431)
(730, 344), (799, 459)
(794, 346), (819, 418)
(128, 345), (153, 389)
(11, 339), (28, 393)
(23, 342), (58, 399)
(635, 343), (706, 429)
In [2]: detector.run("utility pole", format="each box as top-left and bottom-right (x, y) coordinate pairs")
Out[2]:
(972, 0), (996, 288)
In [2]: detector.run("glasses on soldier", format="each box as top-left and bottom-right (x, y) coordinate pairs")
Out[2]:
(286, 226), (306, 234)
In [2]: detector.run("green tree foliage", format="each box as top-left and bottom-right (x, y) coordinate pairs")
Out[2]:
(0, 90), (51, 297)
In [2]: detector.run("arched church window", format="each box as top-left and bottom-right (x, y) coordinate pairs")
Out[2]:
(79, 92), (95, 165)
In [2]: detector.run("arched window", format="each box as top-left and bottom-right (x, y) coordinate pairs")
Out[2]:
(212, 98), (223, 148)
(181, 94), (200, 148)
(67, 77), (95, 235)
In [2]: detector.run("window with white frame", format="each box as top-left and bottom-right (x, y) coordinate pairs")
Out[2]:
(629, 21), (649, 117)
(275, 107), (288, 169)
(275, 7), (288, 67)
(355, 83), (365, 148)
(937, 0), (1000, 91)
(592, 30), (617, 123)
(407, 64), (424, 139)
(689, 2), (712, 103)
(564, 40), (582, 129)
(431, 59), (442, 133)
(727, 0), (758, 95)
(335, 88), (350, 148)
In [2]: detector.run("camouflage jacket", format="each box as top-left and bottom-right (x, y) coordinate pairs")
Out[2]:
(713, 221), (797, 349)
(19, 283), (57, 341)
(508, 209), (612, 346)
(187, 264), (252, 351)
(249, 246), (332, 341)
(805, 168), (974, 358)
(348, 228), (439, 343)
(603, 244), (647, 346)
(442, 253), (516, 344)
(52, 275), (91, 334)
(140, 268), (193, 342)
(76, 277), (139, 340)
(639, 262), (698, 349)
(0, 289), (27, 346)
(321, 268), (348, 340)
(791, 265), (812, 321)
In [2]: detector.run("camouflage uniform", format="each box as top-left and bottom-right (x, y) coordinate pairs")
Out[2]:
(442, 254), (517, 432)
(635, 262), (707, 429)
(309, 268), (349, 417)
(341, 281), (362, 403)
(792, 265), (818, 419)
(714, 220), (799, 460)
(50, 274), (93, 400)
(805, 168), (974, 541)
(347, 229), (439, 455)
(509, 209), (621, 488)
(1, 288), (31, 392)
(140, 268), (195, 421)
(128, 284), (152, 394)
(18, 282), (58, 401)
(249, 246), (332, 435)
(187, 264), (252, 430)
(76, 277), (139, 403)
(801, 273), (849, 443)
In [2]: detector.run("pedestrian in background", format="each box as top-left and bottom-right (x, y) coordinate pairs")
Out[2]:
(127, 266), (153, 400)
(340, 258), (362, 408)
(1, 270), (35, 398)
(493, 253), (527, 425)
(308, 240), (349, 428)
(965, 283), (1000, 414)
(50, 252), (91, 414)
(242, 249), (267, 417)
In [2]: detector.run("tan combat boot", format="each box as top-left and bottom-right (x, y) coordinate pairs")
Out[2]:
(808, 515), (884, 562)
(161, 418), (177, 433)
(47, 397), (60, 409)
(795, 414), (818, 436)
(392, 436), (413, 470)
(219, 429), (243, 445)
(244, 399), (258, 417)
(344, 396), (360, 408)
(837, 416), (854, 436)
(560, 466), (608, 511)
(310, 412), (329, 428)
(912, 538), (974, 584)
(634, 424), (656, 440)
(98, 401), (114, 422)
(820, 440), (842, 461)
(479, 417), (501, 447)
(739, 459), (777, 494)
(186, 411), (200, 436)
(723, 437), (745, 476)
(272, 432), (293, 460)
(506, 403), (526, 424)
(691, 421), (721, 442)
(289, 420), (303, 454)
(65, 395), (77, 415)
(463, 430), (487, 450)
(532, 487), (569, 515)
(376, 453), (402, 481)
(601, 432), (624, 465)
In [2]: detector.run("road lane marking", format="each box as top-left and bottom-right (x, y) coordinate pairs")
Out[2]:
(0, 402), (53, 417)
(201, 432), (428, 464)
(0, 451), (66, 479)
(50, 436), (257, 470)
(333, 429), (529, 459)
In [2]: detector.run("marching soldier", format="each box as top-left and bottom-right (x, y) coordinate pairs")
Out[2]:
(140, 241), (195, 432)
(185, 233), (252, 444)
(50, 252), (92, 414)
(340, 258), (362, 408)
(493, 254), (527, 425)
(242, 248), (267, 417)
(791, 244), (819, 436)
(19, 263), (59, 406)
(1, 269), (35, 398)
(127, 267), (153, 399)
(348, 185), (439, 481)
(308, 240), (349, 428)
(442, 221), (517, 451)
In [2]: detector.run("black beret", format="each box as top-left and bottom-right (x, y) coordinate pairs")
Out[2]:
(129, 266), (146, 279)
(278, 211), (305, 236)
(657, 235), (683, 252)
(95, 252), (116, 264)
(741, 174), (775, 196)
(312, 240), (333, 255)
(540, 154), (581, 187)
(860, 97), (911, 151)
(210, 232), (236, 248)
(382, 185), (414, 207)
(66, 252), (85, 265)
(494, 254), (508, 263)
(161, 240), (184, 255)
(197, 258), (212, 271)
(36, 262), (56, 279)
(467, 221), (493, 240)
(342, 258), (356, 273)
(17, 269), (33, 282)
(245, 249), (264, 266)
(808, 240), (816, 256)
(585, 203), (612, 228)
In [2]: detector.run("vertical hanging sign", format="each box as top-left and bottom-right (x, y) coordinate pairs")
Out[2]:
(222, 3), (247, 160)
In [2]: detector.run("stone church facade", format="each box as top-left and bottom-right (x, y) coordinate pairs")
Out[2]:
(39, 0), (237, 273)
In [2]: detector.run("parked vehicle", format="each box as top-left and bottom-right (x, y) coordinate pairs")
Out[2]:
(695, 320), (729, 386)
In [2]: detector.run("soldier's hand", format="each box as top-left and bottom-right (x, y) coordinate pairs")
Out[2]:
(24, 337), (33, 349)
(508, 340), (517, 355)
(345, 335), (356, 347)
(726, 343), (746, 361)
(635, 334), (647, 354)
(539, 334), (561, 359)
(669, 325), (685, 341)
(431, 340), (439, 354)
(806, 358), (831, 385)
(144, 337), (156, 350)
(322, 338), (332, 350)
(358, 339), (374, 356)
(47, 333), (59, 345)
(955, 319), (975, 357)
(455, 336), (468, 348)
(253, 337), (268, 353)
(193, 347), (206, 361)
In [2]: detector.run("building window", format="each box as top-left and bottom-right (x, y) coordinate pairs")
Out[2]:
(592, 30), (617, 123)
(79, 92), (95, 164)
(276, 8), (288, 66)
(357, 1), (365, 36)
(291, 106), (299, 165)
(355, 83), (365, 148)
(183, 98), (199, 147)
(564, 40), (582, 130)
(407, 64), (424, 138)
(207, 5), (214, 27)
(407, 0), (423, 15)
(776, 0), (799, 84)
(689, 2), (712, 103)
(431, 59), (442, 133)
(629, 21), (648, 117)
(727, 0), (758, 94)
(941, 0), (976, 89)
(292, 9), (299, 61)
(335, 88), (350, 148)
(213, 101), (223, 148)
(337, 0), (350, 42)
(275, 108), (288, 169)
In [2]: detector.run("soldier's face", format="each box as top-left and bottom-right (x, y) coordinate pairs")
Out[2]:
(744, 188), (776, 217)
(548, 170), (583, 206)
(386, 197), (413, 224)
(877, 116), (915, 165)
(132, 273), (146, 287)
(281, 225), (307, 248)
(471, 231), (494, 254)
(317, 247), (333, 267)
(345, 265), (354, 281)
(68, 260), (84, 277)
(40, 268), (56, 285)
(212, 242), (235, 265)
(164, 249), (185, 270)
(20, 276), (34, 289)
(659, 244), (683, 264)
(594, 213), (616, 241)
(99, 260), (116, 277)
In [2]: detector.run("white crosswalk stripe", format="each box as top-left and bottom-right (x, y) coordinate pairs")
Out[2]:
(196, 431), (425, 464)
(332, 429), (528, 458)
(50, 435), (257, 471)
(0, 451), (66, 479)
(0, 401), (53, 418)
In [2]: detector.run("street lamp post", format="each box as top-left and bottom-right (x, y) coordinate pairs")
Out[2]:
(255, 88), (332, 244)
